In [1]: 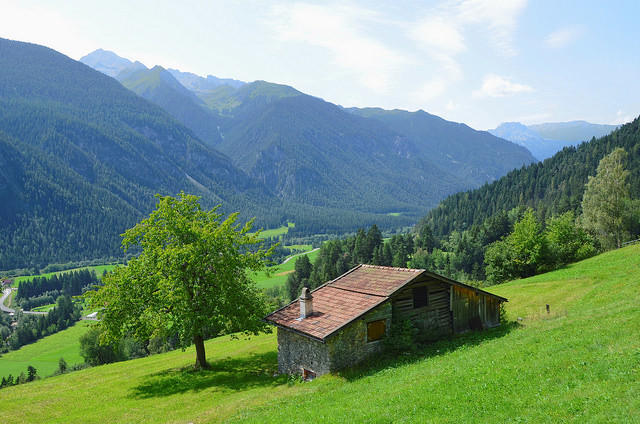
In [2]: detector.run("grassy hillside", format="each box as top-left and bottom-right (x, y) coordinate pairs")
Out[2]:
(0, 321), (90, 378)
(11, 264), (118, 287)
(0, 245), (638, 423)
(253, 248), (320, 289)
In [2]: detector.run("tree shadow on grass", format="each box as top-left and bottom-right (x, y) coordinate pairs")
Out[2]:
(339, 321), (521, 382)
(130, 350), (286, 399)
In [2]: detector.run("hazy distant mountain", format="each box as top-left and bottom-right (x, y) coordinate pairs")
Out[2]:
(82, 50), (535, 195)
(529, 121), (617, 142)
(167, 68), (245, 91)
(79, 49), (146, 78)
(212, 87), (469, 213)
(81, 48), (536, 234)
(490, 121), (618, 160)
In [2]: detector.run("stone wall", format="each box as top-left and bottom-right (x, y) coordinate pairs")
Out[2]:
(276, 302), (392, 376)
(277, 328), (330, 375)
(327, 302), (392, 372)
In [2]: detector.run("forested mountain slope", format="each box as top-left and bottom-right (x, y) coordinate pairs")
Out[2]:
(93, 60), (471, 214)
(215, 92), (467, 212)
(0, 39), (543, 270)
(0, 38), (273, 270)
(349, 107), (536, 186)
(420, 116), (640, 239)
(84, 50), (536, 213)
(117, 65), (224, 147)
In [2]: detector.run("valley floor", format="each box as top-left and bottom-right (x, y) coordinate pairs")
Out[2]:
(0, 245), (638, 423)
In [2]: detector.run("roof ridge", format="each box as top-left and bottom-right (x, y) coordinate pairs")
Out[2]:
(360, 264), (424, 272)
(311, 264), (364, 293)
(327, 285), (388, 298)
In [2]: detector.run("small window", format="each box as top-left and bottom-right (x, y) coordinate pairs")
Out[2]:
(367, 319), (386, 342)
(413, 286), (428, 308)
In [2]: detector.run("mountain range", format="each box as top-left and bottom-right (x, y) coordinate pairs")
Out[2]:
(489, 121), (618, 161)
(0, 39), (536, 270)
(80, 49), (535, 205)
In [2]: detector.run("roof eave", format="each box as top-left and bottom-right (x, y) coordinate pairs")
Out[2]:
(263, 320), (326, 343)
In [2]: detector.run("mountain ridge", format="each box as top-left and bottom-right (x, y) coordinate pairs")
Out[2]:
(83, 49), (536, 203)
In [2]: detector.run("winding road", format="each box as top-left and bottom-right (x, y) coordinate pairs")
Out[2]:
(1, 288), (47, 315)
(281, 248), (319, 264)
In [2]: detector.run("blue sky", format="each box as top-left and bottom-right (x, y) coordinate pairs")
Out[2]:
(1, 0), (639, 130)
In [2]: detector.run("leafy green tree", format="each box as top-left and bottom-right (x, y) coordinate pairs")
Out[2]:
(545, 211), (597, 265)
(581, 148), (632, 249)
(484, 239), (515, 285)
(79, 327), (123, 366)
(87, 193), (274, 369)
(508, 209), (549, 277)
(484, 210), (549, 284)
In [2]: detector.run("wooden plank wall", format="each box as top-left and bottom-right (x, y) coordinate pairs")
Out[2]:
(452, 285), (478, 333)
(392, 279), (451, 335)
(452, 285), (501, 332)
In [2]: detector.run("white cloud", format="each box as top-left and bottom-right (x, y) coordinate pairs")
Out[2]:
(456, 0), (528, 56)
(474, 73), (534, 98)
(267, 3), (407, 94)
(544, 26), (585, 49)
(405, 0), (527, 105)
(446, 100), (460, 110)
(410, 17), (466, 55)
(416, 78), (448, 102)
(612, 109), (633, 125)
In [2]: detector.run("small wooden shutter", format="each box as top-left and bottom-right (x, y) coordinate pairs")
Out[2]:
(367, 319), (386, 342)
(413, 286), (428, 308)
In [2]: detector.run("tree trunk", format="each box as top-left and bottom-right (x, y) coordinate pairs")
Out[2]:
(194, 334), (208, 369)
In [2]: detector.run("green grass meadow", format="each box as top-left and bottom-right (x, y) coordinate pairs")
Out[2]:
(253, 248), (320, 289)
(254, 223), (295, 240)
(0, 244), (638, 423)
(11, 264), (118, 287)
(0, 321), (90, 379)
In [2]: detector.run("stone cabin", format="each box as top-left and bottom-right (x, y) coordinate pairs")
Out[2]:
(264, 264), (507, 378)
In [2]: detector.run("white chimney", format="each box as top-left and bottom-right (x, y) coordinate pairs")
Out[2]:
(299, 287), (313, 319)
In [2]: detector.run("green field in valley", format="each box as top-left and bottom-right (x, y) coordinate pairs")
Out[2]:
(254, 223), (295, 240)
(11, 264), (118, 287)
(0, 321), (90, 379)
(0, 244), (638, 423)
(253, 248), (320, 289)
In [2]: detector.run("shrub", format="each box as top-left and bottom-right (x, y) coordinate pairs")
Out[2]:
(382, 316), (419, 354)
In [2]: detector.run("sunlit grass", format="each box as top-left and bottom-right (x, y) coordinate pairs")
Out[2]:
(0, 321), (90, 379)
(253, 223), (294, 240)
(0, 245), (638, 423)
(12, 264), (118, 287)
(253, 248), (320, 289)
